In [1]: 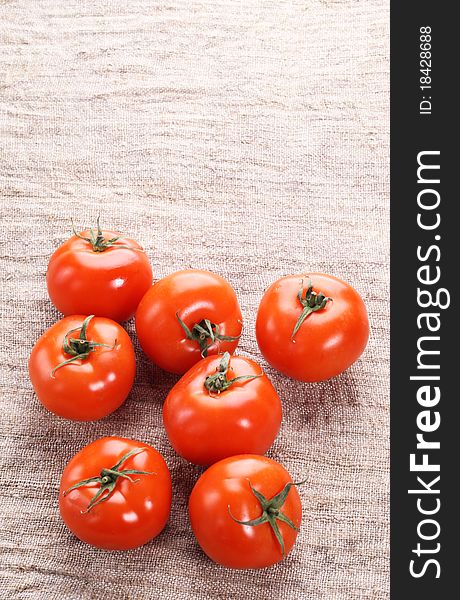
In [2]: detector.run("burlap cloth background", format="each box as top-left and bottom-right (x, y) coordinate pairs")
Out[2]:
(0, 1), (389, 599)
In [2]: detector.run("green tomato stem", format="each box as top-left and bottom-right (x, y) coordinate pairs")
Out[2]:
(228, 479), (306, 556)
(176, 313), (241, 357)
(291, 279), (332, 340)
(51, 315), (115, 377)
(204, 352), (261, 394)
(62, 448), (154, 514)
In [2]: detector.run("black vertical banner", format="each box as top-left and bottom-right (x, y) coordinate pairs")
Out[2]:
(391, 2), (456, 598)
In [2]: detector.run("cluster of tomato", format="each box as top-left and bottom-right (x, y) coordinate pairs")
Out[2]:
(28, 221), (369, 569)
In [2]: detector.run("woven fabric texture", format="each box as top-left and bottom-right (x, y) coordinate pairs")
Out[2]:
(0, 1), (389, 598)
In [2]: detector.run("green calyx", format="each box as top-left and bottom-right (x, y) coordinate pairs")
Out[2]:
(291, 279), (332, 340)
(72, 217), (130, 252)
(176, 313), (241, 358)
(204, 352), (261, 394)
(51, 315), (115, 376)
(228, 479), (306, 556)
(63, 448), (153, 514)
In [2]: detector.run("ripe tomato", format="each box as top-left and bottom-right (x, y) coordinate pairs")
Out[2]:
(135, 269), (242, 374)
(189, 455), (303, 569)
(47, 221), (152, 322)
(163, 353), (282, 465)
(59, 437), (172, 550)
(29, 315), (135, 421)
(256, 273), (369, 382)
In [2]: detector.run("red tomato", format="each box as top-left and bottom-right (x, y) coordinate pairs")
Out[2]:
(163, 353), (282, 465)
(59, 437), (172, 550)
(47, 221), (152, 322)
(189, 455), (303, 569)
(135, 270), (242, 374)
(29, 315), (135, 421)
(256, 273), (369, 382)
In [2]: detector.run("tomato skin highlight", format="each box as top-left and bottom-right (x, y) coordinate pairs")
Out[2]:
(47, 230), (152, 322)
(59, 437), (172, 550)
(163, 355), (282, 465)
(189, 455), (302, 569)
(28, 316), (135, 421)
(256, 273), (369, 382)
(135, 270), (242, 374)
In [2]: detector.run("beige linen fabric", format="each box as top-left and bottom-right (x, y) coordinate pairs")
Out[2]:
(0, 1), (389, 598)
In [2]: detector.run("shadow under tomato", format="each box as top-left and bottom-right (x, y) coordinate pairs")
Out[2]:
(265, 365), (362, 433)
